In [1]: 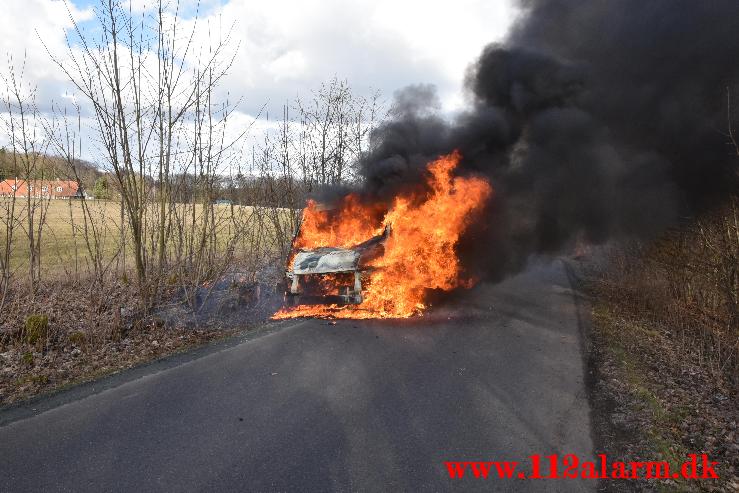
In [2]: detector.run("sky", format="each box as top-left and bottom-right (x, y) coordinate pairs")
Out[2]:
(0, 0), (517, 164)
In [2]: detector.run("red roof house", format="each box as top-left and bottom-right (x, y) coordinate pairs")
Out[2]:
(0, 179), (82, 199)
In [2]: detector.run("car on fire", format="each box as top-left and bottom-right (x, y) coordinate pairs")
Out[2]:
(284, 224), (390, 306)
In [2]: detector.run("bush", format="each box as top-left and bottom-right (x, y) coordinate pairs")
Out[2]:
(596, 197), (738, 389)
(93, 176), (111, 200)
(68, 331), (86, 345)
(21, 351), (33, 365)
(24, 315), (49, 345)
(29, 374), (49, 385)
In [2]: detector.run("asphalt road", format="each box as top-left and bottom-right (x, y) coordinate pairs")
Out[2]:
(0, 260), (595, 492)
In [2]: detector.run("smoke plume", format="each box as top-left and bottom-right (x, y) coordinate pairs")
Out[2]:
(357, 0), (739, 281)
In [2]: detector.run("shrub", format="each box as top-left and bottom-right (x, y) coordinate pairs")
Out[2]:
(24, 314), (49, 345)
(596, 197), (738, 389)
(68, 331), (86, 345)
(21, 351), (33, 365)
(93, 176), (111, 200)
(29, 374), (49, 385)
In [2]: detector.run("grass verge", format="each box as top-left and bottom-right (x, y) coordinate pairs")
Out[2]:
(586, 284), (738, 492)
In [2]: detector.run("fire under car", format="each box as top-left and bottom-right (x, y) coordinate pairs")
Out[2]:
(284, 225), (390, 306)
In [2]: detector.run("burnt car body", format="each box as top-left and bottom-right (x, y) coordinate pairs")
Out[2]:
(284, 225), (390, 306)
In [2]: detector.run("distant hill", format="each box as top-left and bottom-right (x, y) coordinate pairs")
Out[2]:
(0, 149), (103, 191)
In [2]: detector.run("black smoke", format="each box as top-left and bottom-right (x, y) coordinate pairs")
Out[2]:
(357, 0), (739, 281)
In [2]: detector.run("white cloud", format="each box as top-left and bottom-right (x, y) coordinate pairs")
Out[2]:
(0, 0), (92, 92)
(0, 0), (516, 163)
(0, 1), (95, 156)
(267, 50), (307, 82)
(187, 0), (516, 114)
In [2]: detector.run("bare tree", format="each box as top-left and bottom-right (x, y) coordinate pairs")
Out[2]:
(295, 77), (383, 189)
(726, 86), (739, 159)
(43, 101), (122, 288)
(243, 79), (385, 261)
(45, 0), (242, 310)
(1, 57), (54, 293)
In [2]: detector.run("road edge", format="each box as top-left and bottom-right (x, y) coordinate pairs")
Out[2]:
(0, 319), (297, 427)
(562, 258), (612, 493)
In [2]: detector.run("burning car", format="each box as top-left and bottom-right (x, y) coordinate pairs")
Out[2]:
(273, 151), (492, 319)
(284, 224), (391, 306)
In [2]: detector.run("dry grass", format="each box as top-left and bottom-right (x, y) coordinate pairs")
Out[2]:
(584, 198), (739, 492)
(595, 200), (738, 387)
(0, 197), (297, 406)
(2, 198), (296, 276)
(0, 275), (237, 406)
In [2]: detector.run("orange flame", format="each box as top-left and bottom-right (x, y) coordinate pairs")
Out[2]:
(273, 151), (492, 319)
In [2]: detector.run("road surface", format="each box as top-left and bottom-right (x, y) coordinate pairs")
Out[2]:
(0, 260), (594, 492)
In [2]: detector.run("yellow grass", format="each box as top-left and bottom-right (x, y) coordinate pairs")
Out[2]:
(1, 198), (297, 276)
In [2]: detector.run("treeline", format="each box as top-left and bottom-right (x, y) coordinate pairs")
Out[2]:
(0, 150), (102, 189)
